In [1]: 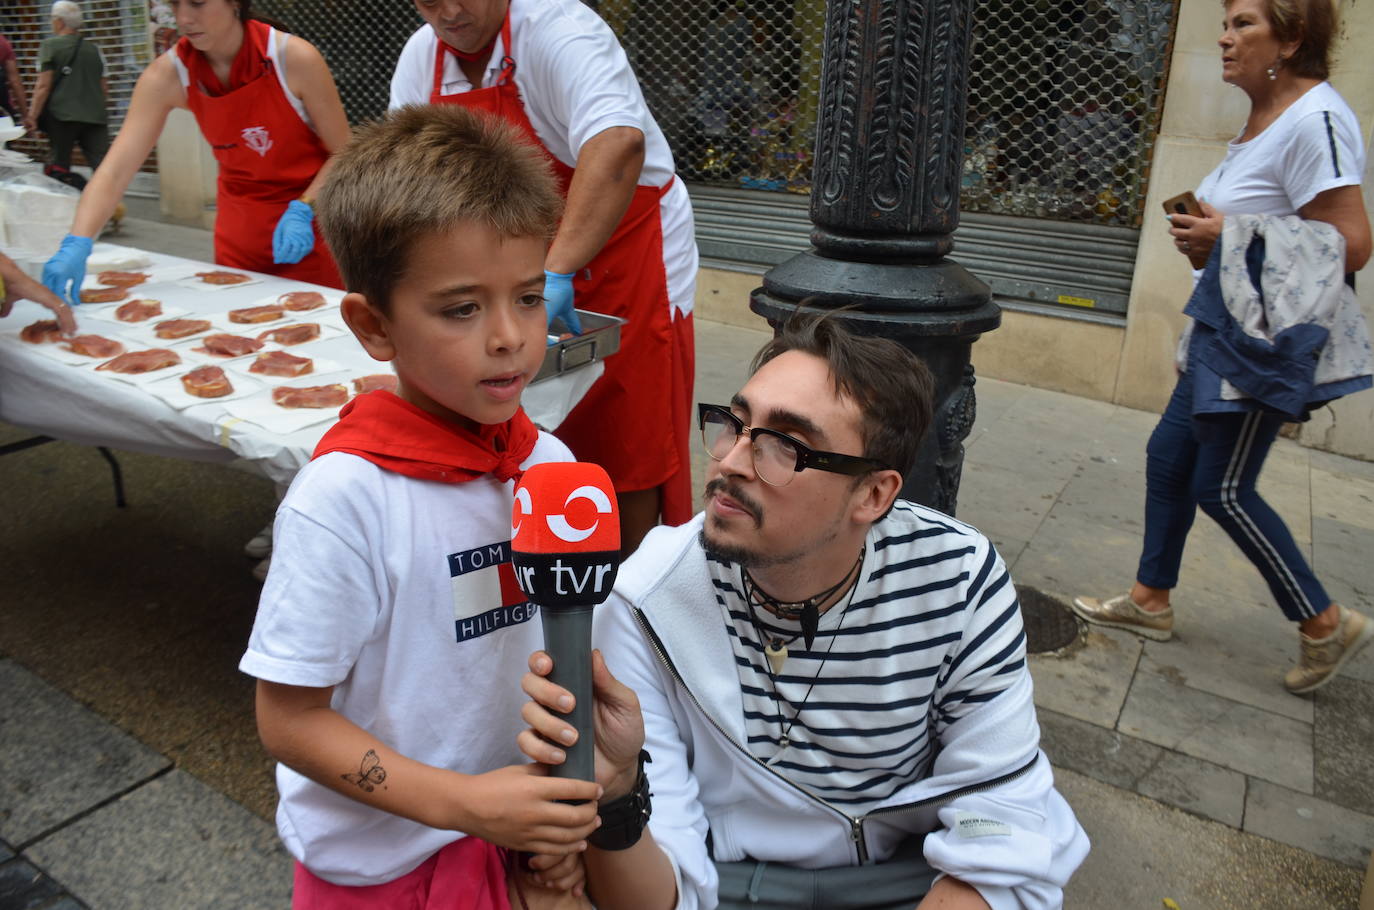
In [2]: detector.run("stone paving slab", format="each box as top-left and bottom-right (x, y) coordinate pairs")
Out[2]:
(1118, 661), (1314, 793)
(1313, 676), (1374, 817)
(25, 770), (292, 910)
(1137, 749), (1248, 829)
(1038, 708), (1164, 791)
(0, 660), (170, 847)
(1244, 777), (1374, 869)
(1139, 604), (1312, 724)
(1038, 707), (1248, 829)
(1029, 627), (1141, 728)
(957, 460), (1065, 544)
(1061, 769), (1361, 909)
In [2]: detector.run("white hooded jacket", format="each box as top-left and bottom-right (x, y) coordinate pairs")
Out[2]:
(594, 508), (1089, 910)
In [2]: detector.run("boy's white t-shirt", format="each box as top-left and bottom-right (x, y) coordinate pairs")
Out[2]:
(1196, 81), (1365, 216)
(239, 432), (572, 887)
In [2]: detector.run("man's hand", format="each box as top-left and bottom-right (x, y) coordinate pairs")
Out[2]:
(1167, 201), (1223, 270)
(542, 270), (582, 334)
(520, 649), (645, 798)
(525, 850), (589, 897)
(451, 763), (602, 855)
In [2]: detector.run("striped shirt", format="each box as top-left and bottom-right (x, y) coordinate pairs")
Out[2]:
(712, 500), (1026, 812)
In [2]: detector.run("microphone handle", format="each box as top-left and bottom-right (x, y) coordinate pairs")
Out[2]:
(539, 604), (596, 784)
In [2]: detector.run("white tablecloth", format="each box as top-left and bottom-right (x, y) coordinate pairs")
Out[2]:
(0, 243), (602, 485)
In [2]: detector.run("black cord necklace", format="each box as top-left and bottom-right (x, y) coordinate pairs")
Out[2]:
(741, 545), (865, 662)
(742, 547), (866, 765)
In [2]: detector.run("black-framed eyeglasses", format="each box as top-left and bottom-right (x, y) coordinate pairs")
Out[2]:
(697, 403), (891, 487)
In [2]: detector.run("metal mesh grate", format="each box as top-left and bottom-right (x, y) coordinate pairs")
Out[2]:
(3, 1), (152, 164)
(961, 0), (1178, 227)
(254, 0), (422, 127)
(30, 0), (1176, 230)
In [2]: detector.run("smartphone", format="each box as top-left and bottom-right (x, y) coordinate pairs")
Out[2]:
(1162, 191), (1203, 218)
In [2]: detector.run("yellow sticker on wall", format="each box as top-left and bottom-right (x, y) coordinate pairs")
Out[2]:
(1057, 294), (1096, 308)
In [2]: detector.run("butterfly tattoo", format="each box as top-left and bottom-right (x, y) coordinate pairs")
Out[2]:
(342, 749), (387, 792)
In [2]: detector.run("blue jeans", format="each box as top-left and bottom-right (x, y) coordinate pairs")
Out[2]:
(1138, 370), (1330, 622)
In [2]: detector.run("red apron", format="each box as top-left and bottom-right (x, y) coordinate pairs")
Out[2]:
(428, 18), (694, 525)
(177, 21), (342, 289)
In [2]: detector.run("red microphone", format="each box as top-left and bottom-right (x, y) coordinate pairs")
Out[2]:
(511, 462), (620, 783)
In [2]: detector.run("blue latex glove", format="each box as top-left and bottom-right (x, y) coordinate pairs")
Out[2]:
(272, 199), (316, 265)
(543, 269), (582, 334)
(42, 234), (93, 307)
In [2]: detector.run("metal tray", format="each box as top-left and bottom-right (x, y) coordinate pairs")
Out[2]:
(533, 309), (626, 384)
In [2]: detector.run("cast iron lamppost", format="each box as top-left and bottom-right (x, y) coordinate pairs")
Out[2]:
(751, 0), (1000, 514)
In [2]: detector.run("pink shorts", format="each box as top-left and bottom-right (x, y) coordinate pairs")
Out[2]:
(293, 837), (511, 910)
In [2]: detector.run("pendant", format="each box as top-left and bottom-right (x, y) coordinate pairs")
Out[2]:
(765, 639), (788, 675)
(767, 737), (789, 766)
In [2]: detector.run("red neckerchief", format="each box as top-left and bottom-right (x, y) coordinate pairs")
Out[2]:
(312, 391), (538, 484)
(186, 18), (270, 97)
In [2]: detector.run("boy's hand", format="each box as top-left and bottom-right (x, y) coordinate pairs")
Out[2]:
(520, 649), (645, 799)
(455, 763), (601, 855)
(526, 851), (587, 895)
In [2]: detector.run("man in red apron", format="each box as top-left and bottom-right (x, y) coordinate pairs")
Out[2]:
(391, 0), (698, 553)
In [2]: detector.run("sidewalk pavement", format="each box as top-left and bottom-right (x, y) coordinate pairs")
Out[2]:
(2, 210), (1372, 908)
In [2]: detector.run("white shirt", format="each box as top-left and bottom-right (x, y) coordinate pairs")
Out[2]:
(1197, 81), (1365, 216)
(389, 0), (698, 317)
(239, 434), (572, 886)
(389, 0), (676, 187)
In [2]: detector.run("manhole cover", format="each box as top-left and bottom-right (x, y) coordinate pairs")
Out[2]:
(1016, 585), (1081, 654)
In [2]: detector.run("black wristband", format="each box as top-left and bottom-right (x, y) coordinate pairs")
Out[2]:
(587, 750), (652, 851)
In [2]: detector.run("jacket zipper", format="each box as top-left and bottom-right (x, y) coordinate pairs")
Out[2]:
(633, 609), (1040, 865)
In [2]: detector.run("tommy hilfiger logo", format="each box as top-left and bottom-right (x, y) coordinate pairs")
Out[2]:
(448, 540), (537, 642)
(241, 126), (272, 156)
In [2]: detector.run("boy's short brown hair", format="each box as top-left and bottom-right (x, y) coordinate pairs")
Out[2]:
(316, 104), (563, 311)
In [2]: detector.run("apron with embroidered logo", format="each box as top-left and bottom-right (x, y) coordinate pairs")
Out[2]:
(428, 15), (693, 523)
(177, 20), (342, 288)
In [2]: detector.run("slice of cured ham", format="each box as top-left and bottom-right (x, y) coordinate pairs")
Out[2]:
(278, 291), (326, 311)
(64, 335), (125, 358)
(249, 350), (313, 377)
(195, 270), (251, 285)
(21, 320), (63, 343)
(272, 383), (348, 409)
(195, 333), (265, 357)
(154, 318), (212, 339)
(229, 305), (285, 324)
(353, 374), (398, 394)
(181, 365), (233, 398)
(96, 348), (181, 374)
(256, 323), (320, 345)
(98, 271), (150, 287)
(115, 299), (163, 322)
(80, 286), (129, 303)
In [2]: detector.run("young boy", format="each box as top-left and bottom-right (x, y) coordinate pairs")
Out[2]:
(239, 105), (602, 907)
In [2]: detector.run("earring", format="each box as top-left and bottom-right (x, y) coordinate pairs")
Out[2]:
(1267, 59), (1280, 80)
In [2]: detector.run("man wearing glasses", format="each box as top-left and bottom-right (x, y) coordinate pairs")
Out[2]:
(520, 316), (1088, 910)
